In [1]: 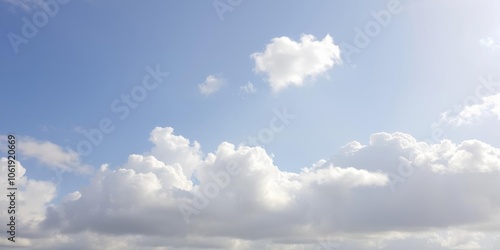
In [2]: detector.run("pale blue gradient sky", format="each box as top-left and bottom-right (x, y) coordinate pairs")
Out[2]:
(1, 0), (500, 249)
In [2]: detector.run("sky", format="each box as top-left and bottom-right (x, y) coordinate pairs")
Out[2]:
(1, 0), (500, 249)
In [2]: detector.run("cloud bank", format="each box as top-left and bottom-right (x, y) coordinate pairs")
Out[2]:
(2, 127), (500, 249)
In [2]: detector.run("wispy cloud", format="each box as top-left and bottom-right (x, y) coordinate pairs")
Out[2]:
(1, 136), (93, 174)
(438, 93), (500, 126)
(239, 81), (257, 94)
(480, 37), (500, 51)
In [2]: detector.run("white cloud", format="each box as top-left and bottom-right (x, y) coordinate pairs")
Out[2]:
(332, 131), (500, 174)
(251, 34), (341, 92)
(239, 82), (257, 94)
(40, 133), (390, 248)
(480, 37), (500, 51)
(147, 126), (203, 178)
(438, 92), (500, 126)
(0, 136), (92, 174)
(5, 128), (500, 249)
(123, 154), (193, 191)
(198, 75), (225, 96)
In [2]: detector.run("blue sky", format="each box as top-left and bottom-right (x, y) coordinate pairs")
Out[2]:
(1, 0), (500, 249)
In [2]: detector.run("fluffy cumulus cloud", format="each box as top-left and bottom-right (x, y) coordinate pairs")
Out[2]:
(198, 75), (225, 96)
(4, 128), (500, 249)
(439, 93), (500, 126)
(147, 126), (203, 178)
(251, 34), (342, 92)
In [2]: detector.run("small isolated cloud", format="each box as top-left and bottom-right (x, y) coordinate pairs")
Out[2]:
(251, 34), (341, 92)
(239, 82), (257, 94)
(198, 75), (225, 96)
(480, 37), (500, 51)
(438, 93), (500, 126)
